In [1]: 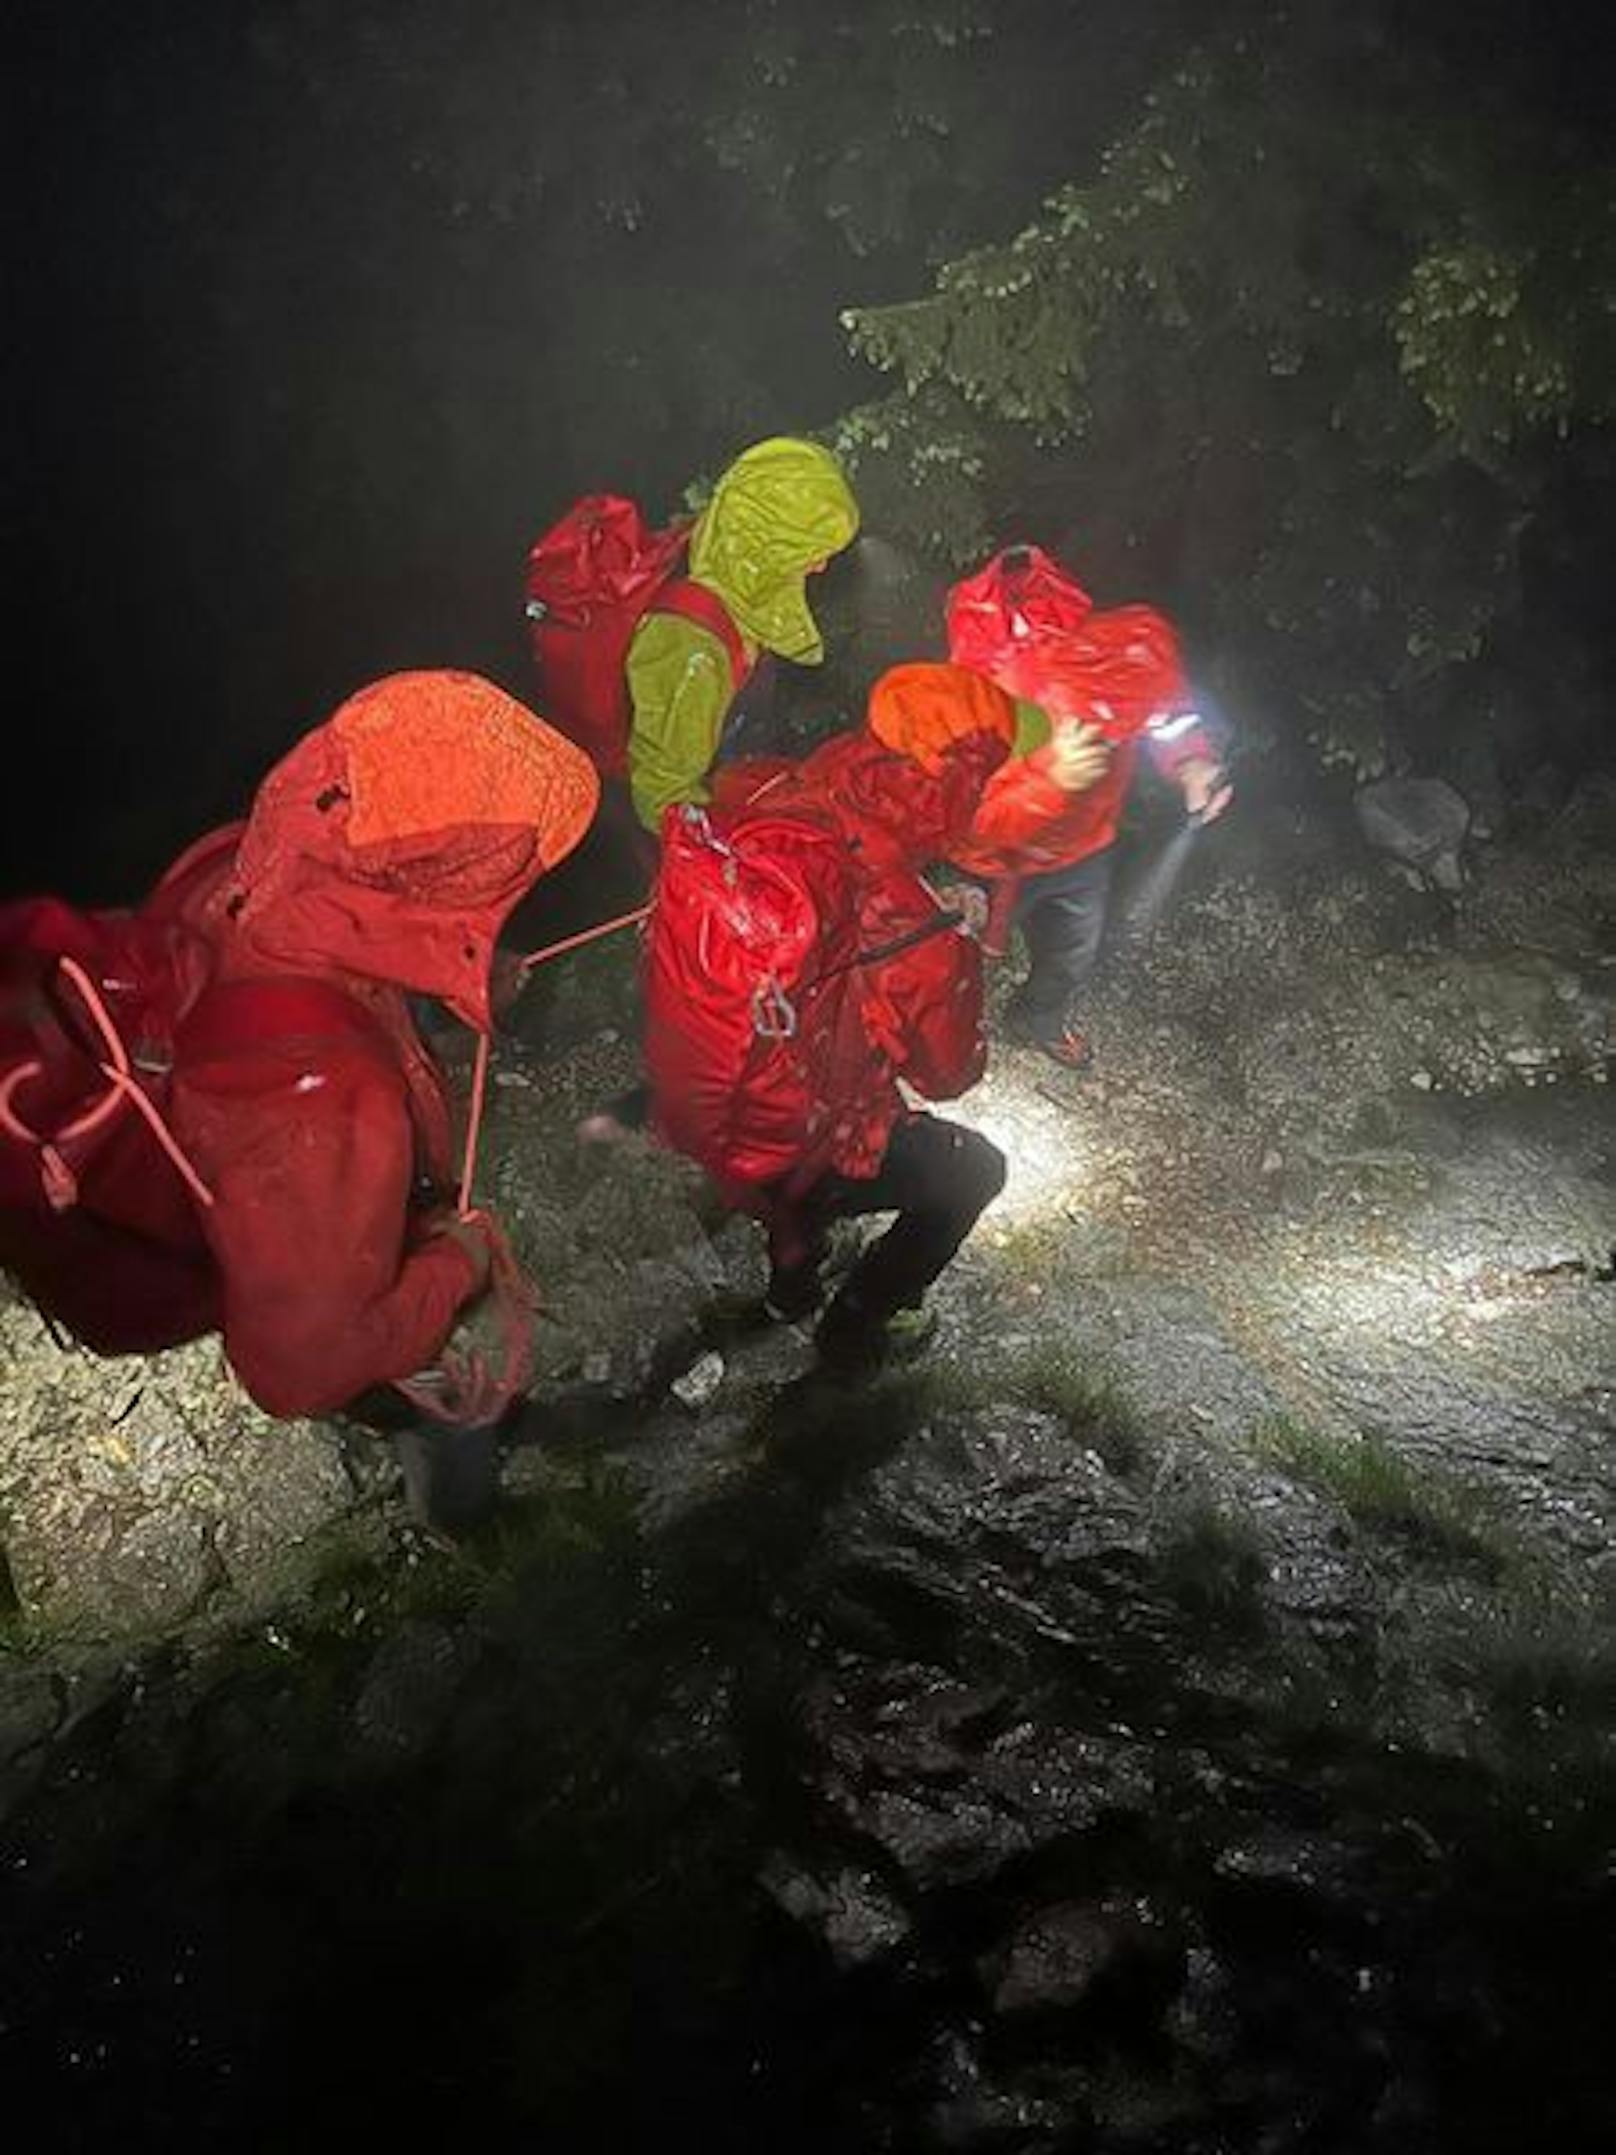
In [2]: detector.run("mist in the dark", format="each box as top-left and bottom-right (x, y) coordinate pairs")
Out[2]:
(5, 1), (1199, 898)
(9, 0), (1609, 903)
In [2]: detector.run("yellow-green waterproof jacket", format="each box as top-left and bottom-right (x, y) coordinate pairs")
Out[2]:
(626, 437), (858, 831)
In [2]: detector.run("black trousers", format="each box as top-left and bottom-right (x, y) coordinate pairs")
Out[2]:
(1010, 847), (1115, 1038)
(769, 1113), (1006, 1321)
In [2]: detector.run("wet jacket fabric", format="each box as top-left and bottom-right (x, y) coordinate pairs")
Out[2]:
(949, 604), (1214, 878)
(2, 672), (596, 1420)
(0, 886), (223, 1356)
(626, 437), (858, 831)
(647, 665), (1012, 1214)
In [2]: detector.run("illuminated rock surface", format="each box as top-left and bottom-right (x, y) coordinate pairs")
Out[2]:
(0, 784), (1611, 2149)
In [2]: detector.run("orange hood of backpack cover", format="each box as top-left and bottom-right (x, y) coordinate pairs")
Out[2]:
(819, 661), (1016, 857)
(214, 671), (599, 1030)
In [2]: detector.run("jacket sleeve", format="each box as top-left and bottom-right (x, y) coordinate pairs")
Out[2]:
(625, 612), (737, 832)
(176, 1043), (483, 1418)
(1144, 711), (1218, 781)
(966, 745), (1073, 857)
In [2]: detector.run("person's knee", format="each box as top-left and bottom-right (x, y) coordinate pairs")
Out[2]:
(950, 1124), (1007, 1214)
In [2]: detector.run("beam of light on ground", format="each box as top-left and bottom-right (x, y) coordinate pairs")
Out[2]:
(936, 1063), (1093, 1226)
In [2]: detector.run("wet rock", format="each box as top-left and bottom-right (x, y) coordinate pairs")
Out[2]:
(352, 1619), (467, 1759)
(581, 1408), (760, 1531)
(0, 1309), (358, 1638)
(923, 2024), (1087, 2152)
(1246, 1474), (1376, 1642)
(803, 1668), (1155, 1892)
(0, 1656), (63, 1824)
(1166, 1943), (1240, 2062)
(973, 1718), (1155, 1842)
(982, 1900), (1127, 2015)
(840, 1784), (1035, 1891)
(1213, 1825), (1360, 1902)
(757, 1851), (912, 1969)
(670, 1349), (726, 1410)
(198, 1426), (354, 1601)
(827, 1409), (1157, 1642)
(1355, 776), (1471, 893)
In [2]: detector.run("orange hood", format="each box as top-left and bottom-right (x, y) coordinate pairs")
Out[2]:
(215, 670), (599, 1030)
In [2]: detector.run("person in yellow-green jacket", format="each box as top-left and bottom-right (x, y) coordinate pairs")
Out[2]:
(624, 436), (859, 832)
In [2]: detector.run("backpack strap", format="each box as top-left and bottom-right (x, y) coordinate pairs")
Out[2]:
(650, 578), (751, 691)
(1, 955), (218, 1214)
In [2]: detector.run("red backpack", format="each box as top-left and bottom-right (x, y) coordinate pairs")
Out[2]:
(523, 494), (750, 778)
(0, 899), (224, 1351)
(643, 804), (869, 1198)
(0, 897), (372, 1359)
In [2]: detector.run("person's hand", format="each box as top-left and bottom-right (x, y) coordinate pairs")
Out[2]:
(928, 880), (991, 936)
(428, 1212), (493, 1294)
(1048, 719), (1111, 795)
(1178, 757), (1234, 824)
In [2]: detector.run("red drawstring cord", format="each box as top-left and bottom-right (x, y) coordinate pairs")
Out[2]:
(5, 906), (652, 1226)
(514, 902), (651, 978)
(456, 1030), (492, 1219)
(0, 956), (216, 1212)
(453, 902), (652, 1217)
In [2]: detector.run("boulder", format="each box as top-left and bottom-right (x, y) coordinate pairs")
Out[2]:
(1355, 777), (1471, 891)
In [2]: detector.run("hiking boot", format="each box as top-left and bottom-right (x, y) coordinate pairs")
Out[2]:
(392, 1420), (503, 1546)
(815, 1294), (939, 1374)
(1004, 1005), (1094, 1070)
(1030, 1023), (1094, 1071)
(763, 1262), (826, 1324)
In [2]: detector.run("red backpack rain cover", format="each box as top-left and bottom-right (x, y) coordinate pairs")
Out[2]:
(523, 494), (750, 777)
(945, 543), (1094, 703)
(643, 804), (864, 1198)
(0, 898), (218, 1351)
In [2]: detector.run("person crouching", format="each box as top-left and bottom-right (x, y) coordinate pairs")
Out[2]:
(641, 662), (1015, 1373)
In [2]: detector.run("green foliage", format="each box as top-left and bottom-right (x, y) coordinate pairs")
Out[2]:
(895, 1336), (1148, 1475)
(1252, 1415), (1529, 1577)
(822, 388), (992, 562)
(1002, 1341), (1146, 1475)
(834, 10), (1616, 770)
(1396, 244), (1574, 449)
(1156, 1498), (1268, 1625)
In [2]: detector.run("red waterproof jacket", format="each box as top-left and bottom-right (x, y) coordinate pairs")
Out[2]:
(1, 672), (596, 1419)
(947, 597), (1215, 878)
(653, 707), (1007, 1211)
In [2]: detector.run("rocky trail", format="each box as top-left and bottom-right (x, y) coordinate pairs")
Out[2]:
(1, 780), (1612, 2149)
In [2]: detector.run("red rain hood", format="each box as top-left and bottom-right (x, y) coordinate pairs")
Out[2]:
(209, 671), (598, 1030)
(786, 729), (1009, 870)
(946, 545), (1095, 700)
(1029, 605), (1188, 742)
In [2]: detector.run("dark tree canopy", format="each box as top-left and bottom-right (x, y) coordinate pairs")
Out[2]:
(829, 6), (1616, 783)
(6, 0), (1612, 891)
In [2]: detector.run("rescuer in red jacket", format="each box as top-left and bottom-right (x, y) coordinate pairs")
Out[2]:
(0, 672), (597, 1491)
(946, 546), (1233, 1068)
(642, 662), (1016, 1371)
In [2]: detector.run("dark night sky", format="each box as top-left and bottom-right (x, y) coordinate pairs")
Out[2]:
(4, 1), (1611, 903)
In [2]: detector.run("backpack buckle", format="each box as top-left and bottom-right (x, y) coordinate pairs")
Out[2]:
(751, 978), (797, 1040)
